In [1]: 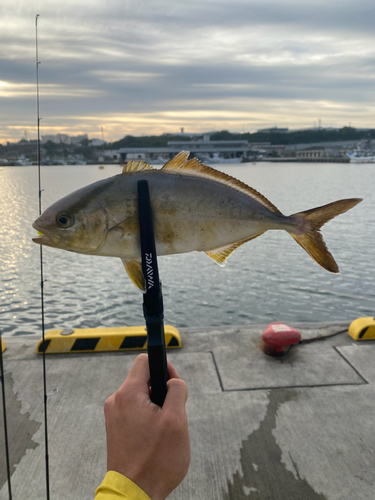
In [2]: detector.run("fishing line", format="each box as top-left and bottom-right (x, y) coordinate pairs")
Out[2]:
(0, 330), (12, 500)
(36, 14), (51, 500)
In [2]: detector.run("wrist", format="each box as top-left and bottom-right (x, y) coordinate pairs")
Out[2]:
(108, 467), (166, 500)
(98, 471), (152, 500)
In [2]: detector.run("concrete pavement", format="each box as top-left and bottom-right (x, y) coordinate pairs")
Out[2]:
(1, 322), (374, 500)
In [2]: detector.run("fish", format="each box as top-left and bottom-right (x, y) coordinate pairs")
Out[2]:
(32, 151), (362, 291)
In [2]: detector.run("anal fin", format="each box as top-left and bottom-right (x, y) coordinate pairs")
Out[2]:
(122, 259), (146, 292)
(205, 233), (265, 267)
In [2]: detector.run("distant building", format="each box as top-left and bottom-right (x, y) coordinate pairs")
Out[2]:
(117, 137), (259, 162)
(161, 130), (207, 138)
(250, 144), (285, 156)
(90, 138), (107, 146)
(96, 150), (121, 162)
(70, 134), (88, 145)
(41, 133), (88, 145)
(42, 133), (70, 144)
(291, 127), (340, 132)
(296, 149), (326, 158)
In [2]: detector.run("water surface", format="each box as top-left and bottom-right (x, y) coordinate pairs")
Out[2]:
(0, 162), (373, 336)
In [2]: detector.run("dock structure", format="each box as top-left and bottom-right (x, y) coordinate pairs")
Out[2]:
(1, 322), (375, 499)
(117, 137), (278, 162)
(118, 138), (251, 162)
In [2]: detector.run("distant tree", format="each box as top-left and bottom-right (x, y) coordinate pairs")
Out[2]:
(210, 131), (240, 141)
(240, 127), (373, 145)
(43, 140), (58, 152)
(110, 134), (192, 149)
(339, 126), (357, 137)
(79, 146), (95, 160)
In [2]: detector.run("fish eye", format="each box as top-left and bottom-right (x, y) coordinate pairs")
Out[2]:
(56, 212), (73, 228)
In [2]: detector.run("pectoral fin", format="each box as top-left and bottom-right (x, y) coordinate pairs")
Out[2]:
(122, 259), (146, 292)
(205, 233), (265, 266)
(109, 216), (139, 239)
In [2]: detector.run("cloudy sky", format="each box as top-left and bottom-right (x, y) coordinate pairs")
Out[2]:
(1, 0), (375, 143)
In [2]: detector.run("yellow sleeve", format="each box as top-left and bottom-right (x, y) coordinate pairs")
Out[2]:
(94, 471), (152, 500)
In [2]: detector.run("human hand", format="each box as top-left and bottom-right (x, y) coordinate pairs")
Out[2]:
(104, 354), (190, 500)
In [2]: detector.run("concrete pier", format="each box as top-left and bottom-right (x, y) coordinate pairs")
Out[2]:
(1, 322), (374, 500)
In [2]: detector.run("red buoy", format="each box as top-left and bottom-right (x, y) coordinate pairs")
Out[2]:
(262, 322), (301, 356)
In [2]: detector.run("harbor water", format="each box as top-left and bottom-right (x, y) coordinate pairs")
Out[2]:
(0, 161), (373, 336)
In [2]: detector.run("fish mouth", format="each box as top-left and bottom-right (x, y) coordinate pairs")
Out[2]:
(32, 221), (60, 246)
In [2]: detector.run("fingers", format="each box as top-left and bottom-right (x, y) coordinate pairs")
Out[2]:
(127, 355), (179, 382)
(117, 355), (185, 407)
(127, 353), (150, 382)
(115, 354), (150, 396)
(163, 378), (188, 412)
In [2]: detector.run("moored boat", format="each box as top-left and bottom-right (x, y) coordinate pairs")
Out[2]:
(346, 140), (375, 163)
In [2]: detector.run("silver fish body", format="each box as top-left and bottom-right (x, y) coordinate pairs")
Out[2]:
(93, 171), (294, 258)
(32, 152), (362, 290)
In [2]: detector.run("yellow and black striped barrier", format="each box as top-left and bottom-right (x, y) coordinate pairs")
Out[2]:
(36, 325), (181, 354)
(348, 317), (375, 341)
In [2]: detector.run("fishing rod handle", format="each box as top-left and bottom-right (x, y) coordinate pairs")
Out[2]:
(147, 318), (169, 407)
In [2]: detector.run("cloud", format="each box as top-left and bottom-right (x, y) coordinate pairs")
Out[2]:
(1, 0), (375, 142)
(0, 80), (103, 98)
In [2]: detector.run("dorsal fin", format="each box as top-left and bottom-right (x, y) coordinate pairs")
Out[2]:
(162, 151), (190, 170)
(162, 151), (281, 214)
(205, 232), (265, 266)
(121, 159), (154, 174)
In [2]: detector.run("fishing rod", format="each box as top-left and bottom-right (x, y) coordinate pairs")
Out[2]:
(138, 180), (169, 406)
(0, 330), (12, 500)
(36, 14), (51, 500)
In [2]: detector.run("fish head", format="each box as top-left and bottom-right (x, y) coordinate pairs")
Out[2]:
(32, 188), (109, 254)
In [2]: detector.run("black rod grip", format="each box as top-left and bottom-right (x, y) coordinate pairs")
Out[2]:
(137, 180), (168, 406)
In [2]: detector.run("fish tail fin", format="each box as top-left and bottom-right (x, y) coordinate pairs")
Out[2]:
(288, 198), (362, 273)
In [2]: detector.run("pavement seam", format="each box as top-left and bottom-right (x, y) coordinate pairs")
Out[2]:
(206, 348), (367, 392)
(217, 382), (367, 392)
(210, 351), (224, 391)
(333, 346), (370, 385)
